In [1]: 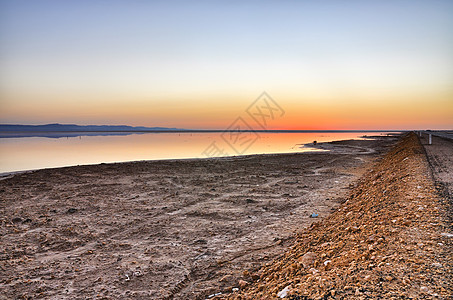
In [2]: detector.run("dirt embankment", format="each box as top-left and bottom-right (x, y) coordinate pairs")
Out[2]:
(221, 133), (452, 299)
(0, 136), (396, 299)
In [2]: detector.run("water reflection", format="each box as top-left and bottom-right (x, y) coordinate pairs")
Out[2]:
(0, 132), (390, 173)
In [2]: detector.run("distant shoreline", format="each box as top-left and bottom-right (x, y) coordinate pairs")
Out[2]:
(0, 129), (405, 133)
(0, 129), (404, 139)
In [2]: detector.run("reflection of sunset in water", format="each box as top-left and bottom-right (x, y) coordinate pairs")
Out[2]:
(0, 132), (393, 173)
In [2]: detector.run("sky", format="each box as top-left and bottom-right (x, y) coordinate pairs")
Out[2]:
(1, 0), (452, 130)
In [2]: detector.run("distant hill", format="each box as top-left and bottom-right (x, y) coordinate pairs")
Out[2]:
(0, 123), (185, 132)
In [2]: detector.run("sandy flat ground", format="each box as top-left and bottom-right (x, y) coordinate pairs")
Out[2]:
(0, 136), (398, 299)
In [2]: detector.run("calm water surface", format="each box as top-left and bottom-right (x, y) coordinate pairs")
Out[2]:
(0, 132), (391, 173)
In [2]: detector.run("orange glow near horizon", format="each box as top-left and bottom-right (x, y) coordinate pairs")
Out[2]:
(2, 88), (452, 130)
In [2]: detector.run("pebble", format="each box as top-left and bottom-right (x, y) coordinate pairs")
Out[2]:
(220, 275), (233, 282)
(11, 217), (22, 223)
(206, 292), (222, 298)
(432, 263), (443, 268)
(420, 286), (429, 293)
(238, 280), (249, 289)
(323, 260), (332, 270)
(308, 268), (319, 275)
(277, 285), (291, 298)
(299, 252), (317, 268)
(66, 208), (77, 214)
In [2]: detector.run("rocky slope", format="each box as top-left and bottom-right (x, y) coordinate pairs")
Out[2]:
(220, 133), (452, 299)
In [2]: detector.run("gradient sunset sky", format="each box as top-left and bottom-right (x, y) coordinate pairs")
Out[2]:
(1, 0), (452, 130)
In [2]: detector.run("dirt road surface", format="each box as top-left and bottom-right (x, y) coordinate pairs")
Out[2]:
(420, 133), (453, 218)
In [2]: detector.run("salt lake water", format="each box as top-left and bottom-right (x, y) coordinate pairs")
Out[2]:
(0, 132), (394, 173)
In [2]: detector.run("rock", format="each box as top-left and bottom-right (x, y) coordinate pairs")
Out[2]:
(251, 273), (260, 281)
(432, 263), (443, 268)
(133, 271), (143, 277)
(194, 239), (207, 244)
(66, 208), (77, 214)
(277, 285), (291, 298)
(207, 292), (222, 298)
(238, 280), (248, 289)
(284, 180), (298, 184)
(220, 275), (233, 282)
(440, 232), (453, 238)
(323, 260), (332, 270)
(367, 235), (376, 243)
(11, 217), (22, 223)
(420, 286), (429, 293)
(299, 252), (317, 268)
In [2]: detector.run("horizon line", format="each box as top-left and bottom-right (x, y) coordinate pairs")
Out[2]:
(1, 123), (450, 132)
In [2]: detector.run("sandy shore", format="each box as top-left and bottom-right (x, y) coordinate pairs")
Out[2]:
(0, 135), (399, 299)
